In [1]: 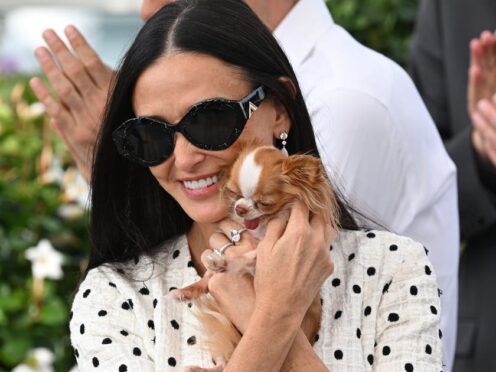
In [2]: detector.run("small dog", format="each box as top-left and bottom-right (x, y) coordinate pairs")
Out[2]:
(177, 142), (340, 371)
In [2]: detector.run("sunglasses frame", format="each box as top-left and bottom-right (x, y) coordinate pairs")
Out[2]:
(113, 86), (266, 167)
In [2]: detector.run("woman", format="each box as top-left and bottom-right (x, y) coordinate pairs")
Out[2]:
(69, 0), (443, 370)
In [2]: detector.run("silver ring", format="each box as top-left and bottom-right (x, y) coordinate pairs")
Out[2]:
(229, 228), (247, 243)
(213, 242), (234, 256)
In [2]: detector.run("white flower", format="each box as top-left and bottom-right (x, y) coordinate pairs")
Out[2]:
(12, 365), (34, 372)
(68, 366), (79, 372)
(40, 156), (65, 185)
(25, 240), (64, 280)
(62, 167), (90, 209)
(12, 347), (55, 372)
(57, 203), (85, 220)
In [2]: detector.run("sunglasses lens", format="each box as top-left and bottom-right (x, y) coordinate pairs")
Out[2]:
(125, 119), (172, 165)
(186, 102), (244, 148)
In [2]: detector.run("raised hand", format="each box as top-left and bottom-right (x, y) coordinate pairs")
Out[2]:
(468, 30), (496, 167)
(30, 25), (114, 182)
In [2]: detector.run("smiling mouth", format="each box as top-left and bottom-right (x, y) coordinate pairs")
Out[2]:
(182, 174), (220, 190)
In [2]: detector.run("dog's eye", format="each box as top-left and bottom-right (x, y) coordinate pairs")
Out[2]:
(255, 200), (273, 209)
(223, 187), (240, 200)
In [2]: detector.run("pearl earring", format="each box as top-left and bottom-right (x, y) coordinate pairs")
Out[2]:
(280, 132), (288, 156)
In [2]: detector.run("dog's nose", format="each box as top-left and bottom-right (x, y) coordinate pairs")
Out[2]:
(235, 205), (248, 217)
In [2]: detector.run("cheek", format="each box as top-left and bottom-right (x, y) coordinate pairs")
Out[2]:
(241, 115), (276, 145)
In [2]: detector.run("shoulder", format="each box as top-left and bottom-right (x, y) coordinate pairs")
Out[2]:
(336, 229), (432, 272)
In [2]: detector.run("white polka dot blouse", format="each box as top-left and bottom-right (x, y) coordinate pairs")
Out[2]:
(69, 229), (443, 371)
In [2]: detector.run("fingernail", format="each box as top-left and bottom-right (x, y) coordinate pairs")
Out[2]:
(35, 48), (49, 61)
(65, 25), (78, 39)
(43, 29), (56, 42)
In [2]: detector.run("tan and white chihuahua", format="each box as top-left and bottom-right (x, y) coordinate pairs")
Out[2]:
(176, 141), (340, 371)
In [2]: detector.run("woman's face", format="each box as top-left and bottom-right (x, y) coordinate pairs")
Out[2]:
(132, 52), (290, 224)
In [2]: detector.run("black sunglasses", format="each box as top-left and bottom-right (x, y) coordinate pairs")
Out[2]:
(112, 86), (266, 166)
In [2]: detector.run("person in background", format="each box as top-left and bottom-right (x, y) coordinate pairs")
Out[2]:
(409, 0), (496, 370)
(31, 0), (459, 368)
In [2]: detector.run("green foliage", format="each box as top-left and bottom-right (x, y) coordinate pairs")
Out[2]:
(0, 75), (88, 371)
(327, 0), (419, 66)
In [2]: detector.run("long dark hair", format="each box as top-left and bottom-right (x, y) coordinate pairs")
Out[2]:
(87, 0), (357, 277)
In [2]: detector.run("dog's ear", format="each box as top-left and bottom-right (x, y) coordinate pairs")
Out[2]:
(281, 155), (340, 229)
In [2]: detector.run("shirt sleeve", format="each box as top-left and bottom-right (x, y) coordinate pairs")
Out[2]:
(69, 266), (155, 371)
(373, 240), (443, 371)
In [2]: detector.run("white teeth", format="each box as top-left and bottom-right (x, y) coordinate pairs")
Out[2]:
(183, 175), (219, 190)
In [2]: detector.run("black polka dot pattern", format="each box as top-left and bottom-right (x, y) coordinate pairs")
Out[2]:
(148, 320), (155, 330)
(69, 231), (443, 370)
(388, 313), (400, 322)
(425, 344), (432, 354)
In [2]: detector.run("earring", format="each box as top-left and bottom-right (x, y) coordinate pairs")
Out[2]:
(280, 132), (288, 156)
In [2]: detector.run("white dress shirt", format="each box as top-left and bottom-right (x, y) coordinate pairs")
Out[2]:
(274, 1), (459, 370)
(71, 230), (442, 371)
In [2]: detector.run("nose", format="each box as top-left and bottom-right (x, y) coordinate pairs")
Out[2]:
(173, 133), (205, 171)
(235, 204), (248, 217)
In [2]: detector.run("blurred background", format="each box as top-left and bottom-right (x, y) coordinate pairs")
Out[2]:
(0, 0), (417, 370)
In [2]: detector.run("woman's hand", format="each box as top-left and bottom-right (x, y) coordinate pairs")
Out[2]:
(254, 202), (335, 323)
(206, 219), (258, 334)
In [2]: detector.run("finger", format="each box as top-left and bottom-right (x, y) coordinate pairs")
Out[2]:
(209, 231), (246, 258)
(217, 218), (255, 244)
(263, 217), (286, 244)
(477, 99), (496, 129)
(34, 46), (85, 114)
(470, 38), (483, 67)
(29, 77), (73, 126)
(473, 109), (496, 146)
(64, 25), (110, 88)
(285, 201), (310, 231)
(484, 141), (496, 166)
(42, 29), (95, 97)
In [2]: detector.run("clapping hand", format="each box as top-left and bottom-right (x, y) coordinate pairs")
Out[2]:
(468, 30), (496, 167)
(30, 25), (114, 182)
